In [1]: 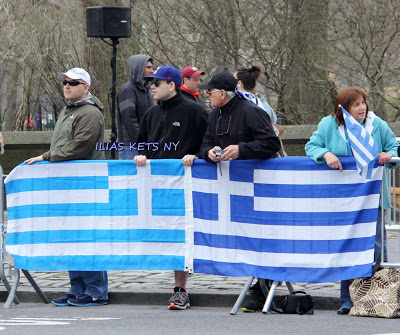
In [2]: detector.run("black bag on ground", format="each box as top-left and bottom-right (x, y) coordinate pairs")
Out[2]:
(281, 291), (314, 315)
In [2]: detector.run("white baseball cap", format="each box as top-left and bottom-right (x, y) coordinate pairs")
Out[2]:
(58, 67), (91, 86)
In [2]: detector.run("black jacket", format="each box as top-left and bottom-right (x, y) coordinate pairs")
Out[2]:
(199, 95), (281, 162)
(181, 89), (205, 107)
(117, 55), (153, 143)
(137, 92), (208, 159)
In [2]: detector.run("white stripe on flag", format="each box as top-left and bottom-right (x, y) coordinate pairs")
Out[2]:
(109, 174), (183, 189)
(5, 163), (108, 181)
(346, 131), (376, 161)
(194, 245), (374, 268)
(254, 194), (380, 212)
(7, 242), (185, 257)
(184, 165), (194, 272)
(108, 175), (138, 189)
(194, 219), (376, 240)
(254, 168), (382, 185)
(7, 215), (186, 233)
(6, 189), (109, 207)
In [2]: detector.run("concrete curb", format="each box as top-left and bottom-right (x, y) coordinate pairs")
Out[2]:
(0, 290), (340, 311)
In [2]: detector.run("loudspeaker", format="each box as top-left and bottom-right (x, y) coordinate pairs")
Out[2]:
(87, 6), (131, 38)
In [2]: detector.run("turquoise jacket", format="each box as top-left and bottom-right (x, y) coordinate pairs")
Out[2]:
(305, 112), (399, 209)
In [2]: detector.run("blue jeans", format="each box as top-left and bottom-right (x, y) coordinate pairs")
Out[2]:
(340, 207), (387, 309)
(118, 145), (138, 160)
(68, 271), (108, 300)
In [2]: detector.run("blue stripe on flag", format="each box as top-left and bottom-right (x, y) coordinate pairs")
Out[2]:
(191, 161), (218, 180)
(152, 189), (185, 216)
(230, 157), (359, 172)
(192, 191), (218, 220)
(6, 177), (109, 194)
(7, 189), (138, 219)
(254, 181), (381, 198)
(229, 160), (259, 182)
(7, 229), (185, 245)
(13, 255), (185, 271)
(193, 259), (372, 282)
(230, 195), (378, 225)
(194, 232), (375, 254)
(150, 159), (184, 176)
(108, 161), (137, 176)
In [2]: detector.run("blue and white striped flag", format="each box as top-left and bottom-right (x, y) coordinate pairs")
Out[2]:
(5, 158), (383, 282)
(5, 160), (188, 271)
(342, 106), (379, 179)
(191, 157), (383, 283)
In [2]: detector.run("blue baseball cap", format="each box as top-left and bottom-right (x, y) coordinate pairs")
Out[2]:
(143, 66), (182, 86)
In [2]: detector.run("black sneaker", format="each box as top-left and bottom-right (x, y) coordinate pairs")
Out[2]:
(242, 297), (265, 313)
(248, 280), (260, 294)
(52, 294), (75, 307)
(242, 285), (266, 313)
(67, 294), (108, 307)
(169, 290), (190, 310)
(248, 279), (273, 294)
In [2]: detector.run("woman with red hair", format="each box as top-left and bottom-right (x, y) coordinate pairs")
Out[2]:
(305, 87), (398, 315)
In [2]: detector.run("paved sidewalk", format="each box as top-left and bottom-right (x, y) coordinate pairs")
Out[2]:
(6, 269), (341, 310)
(1, 230), (398, 310)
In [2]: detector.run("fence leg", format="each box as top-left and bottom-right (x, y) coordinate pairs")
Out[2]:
(3, 268), (20, 309)
(21, 270), (50, 304)
(230, 277), (254, 315)
(262, 280), (279, 314)
(0, 264), (20, 305)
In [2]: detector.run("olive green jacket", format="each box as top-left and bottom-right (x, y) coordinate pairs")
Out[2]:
(42, 92), (105, 161)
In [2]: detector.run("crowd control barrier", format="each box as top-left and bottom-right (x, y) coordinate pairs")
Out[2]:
(380, 157), (400, 269)
(0, 166), (49, 308)
(0, 157), (400, 314)
(231, 158), (400, 314)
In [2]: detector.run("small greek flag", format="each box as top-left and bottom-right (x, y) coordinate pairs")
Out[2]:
(342, 106), (379, 179)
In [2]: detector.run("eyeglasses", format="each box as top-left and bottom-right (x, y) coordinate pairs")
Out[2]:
(205, 89), (221, 97)
(63, 80), (86, 87)
(216, 115), (232, 135)
(151, 79), (170, 87)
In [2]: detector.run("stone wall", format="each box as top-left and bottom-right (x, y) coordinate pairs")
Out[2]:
(1, 123), (400, 174)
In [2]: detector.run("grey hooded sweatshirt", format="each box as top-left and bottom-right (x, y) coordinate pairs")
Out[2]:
(117, 55), (153, 143)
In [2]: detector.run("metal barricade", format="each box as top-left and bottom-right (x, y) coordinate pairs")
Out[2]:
(381, 157), (400, 268)
(1, 166), (49, 308)
(0, 166), (20, 307)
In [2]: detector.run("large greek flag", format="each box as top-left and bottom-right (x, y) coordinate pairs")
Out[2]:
(5, 158), (383, 283)
(342, 106), (379, 179)
(5, 160), (189, 272)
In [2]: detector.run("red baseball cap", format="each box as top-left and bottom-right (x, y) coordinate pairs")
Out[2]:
(181, 66), (205, 78)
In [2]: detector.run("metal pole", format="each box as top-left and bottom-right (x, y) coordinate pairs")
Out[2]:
(21, 269), (49, 303)
(262, 280), (279, 314)
(230, 277), (253, 315)
(1, 167), (20, 307)
(109, 37), (119, 159)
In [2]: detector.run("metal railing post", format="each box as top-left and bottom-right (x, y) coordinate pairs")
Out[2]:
(0, 166), (20, 306)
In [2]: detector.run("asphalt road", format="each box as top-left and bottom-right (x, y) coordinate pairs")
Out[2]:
(0, 304), (399, 335)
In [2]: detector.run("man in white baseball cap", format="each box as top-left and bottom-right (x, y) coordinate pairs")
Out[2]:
(25, 68), (108, 307)
(58, 67), (91, 86)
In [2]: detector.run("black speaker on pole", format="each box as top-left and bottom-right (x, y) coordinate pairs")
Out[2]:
(86, 6), (131, 159)
(86, 6), (131, 38)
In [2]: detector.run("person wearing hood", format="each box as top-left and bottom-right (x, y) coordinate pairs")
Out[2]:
(25, 68), (108, 307)
(117, 55), (154, 159)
